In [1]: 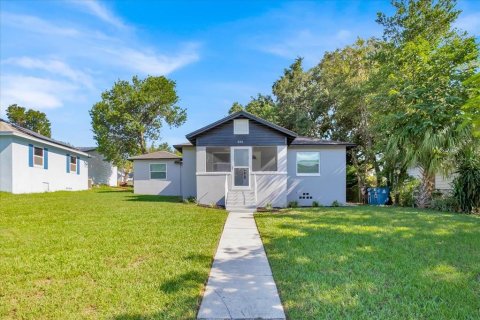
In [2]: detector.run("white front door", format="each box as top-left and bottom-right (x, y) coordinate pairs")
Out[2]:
(232, 147), (251, 189)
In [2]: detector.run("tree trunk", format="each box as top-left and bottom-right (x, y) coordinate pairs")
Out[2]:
(416, 169), (435, 208)
(140, 131), (147, 154)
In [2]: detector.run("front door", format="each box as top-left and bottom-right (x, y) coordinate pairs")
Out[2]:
(232, 147), (251, 189)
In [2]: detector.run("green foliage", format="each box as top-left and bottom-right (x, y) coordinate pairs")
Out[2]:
(288, 201), (298, 208)
(245, 94), (277, 123)
(6, 104), (51, 137)
(393, 178), (420, 207)
(374, 0), (479, 207)
(430, 195), (459, 213)
(312, 201), (319, 207)
(265, 203), (273, 210)
(331, 200), (341, 207)
(90, 75), (187, 167)
(462, 73), (480, 137)
(452, 148), (480, 213)
(183, 196), (197, 204)
(228, 101), (244, 114)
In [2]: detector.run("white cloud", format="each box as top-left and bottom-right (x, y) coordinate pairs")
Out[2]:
(0, 75), (79, 109)
(455, 12), (480, 35)
(2, 57), (94, 89)
(71, 0), (126, 29)
(0, 12), (80, 36)
(107, 44), (201, 75)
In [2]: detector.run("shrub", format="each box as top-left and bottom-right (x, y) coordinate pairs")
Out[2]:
(392, 178), (420, 207)
(288, 201), (298, 208)
(452, 151), (480, 213)
(183, 196), (197, 204)
(331, 200), (341, 207)
(430, 196), (459, 213)
(312, 201), (319, 207)
(265, 203), (273, 210)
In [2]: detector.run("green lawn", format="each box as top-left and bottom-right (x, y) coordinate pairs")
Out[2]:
(0, 188), (226, 319)
(256, 206), (480, 320)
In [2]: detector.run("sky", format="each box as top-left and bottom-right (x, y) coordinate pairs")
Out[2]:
(1, 0), (479, 148)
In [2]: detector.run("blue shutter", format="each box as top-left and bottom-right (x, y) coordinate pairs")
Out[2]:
(44, 148), (48, 169)
(28, 144), (34, 167)
(77, 156), (80, 175)
(66, 154), (70, 173)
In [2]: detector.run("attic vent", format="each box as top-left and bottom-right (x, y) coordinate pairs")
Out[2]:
(234, 119), (249, 135)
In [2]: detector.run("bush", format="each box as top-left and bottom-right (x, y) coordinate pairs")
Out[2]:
(183, 196), (197, 204)
(392, 178), (420, 207)
(288, 201), (298, 208)
(331, 200), (341, 207)
(430, 196), (459, 213)
(265, 203), (273, 210)
(452, 151), (480, 213)
(312, 201), (319, 207)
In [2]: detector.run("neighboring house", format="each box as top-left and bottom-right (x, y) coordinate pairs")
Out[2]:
(0, 119), (88, 194)
(130, 111), (354, 210)
(129, 151), (182, 195)
(407, 167), (455, 193)
(79, 147), (118, 186)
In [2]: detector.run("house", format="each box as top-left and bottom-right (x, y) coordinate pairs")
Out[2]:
(130, 111), (355, 210)
(0, 119), (89, 194)
(79, 147), (118, 187)
(407, 167), (455, 193)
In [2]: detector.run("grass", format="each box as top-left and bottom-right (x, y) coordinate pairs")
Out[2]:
(0, 187), (226, 319)
(256, 206), (480, 319)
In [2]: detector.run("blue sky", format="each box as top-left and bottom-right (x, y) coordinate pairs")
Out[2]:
(1, 0), (479, 147)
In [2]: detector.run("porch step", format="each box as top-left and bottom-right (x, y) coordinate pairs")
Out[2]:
(226, 190), (256, 212)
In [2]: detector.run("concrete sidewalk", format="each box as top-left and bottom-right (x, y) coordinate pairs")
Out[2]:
(197, 211), (286, 320)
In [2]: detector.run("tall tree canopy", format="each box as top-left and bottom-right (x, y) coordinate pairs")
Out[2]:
(6, 104), (52, 137)
(90, 75), (187, 167)
(374, 0), (479, 207)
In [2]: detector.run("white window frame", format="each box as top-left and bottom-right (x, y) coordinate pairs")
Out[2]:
(33, 146), (44, 168)
(234, 119), (249, 134)
(296, 152), (320, 176)
(70, 156), (77, 174)
(150, 163), (167, 180)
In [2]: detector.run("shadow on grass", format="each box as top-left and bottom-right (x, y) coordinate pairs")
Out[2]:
(256, 206), (480, 319)
(125, 195), (182, 203)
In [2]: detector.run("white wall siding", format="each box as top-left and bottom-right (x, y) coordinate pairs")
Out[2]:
(0, 136), (13, 192)
(181, 147), (197, 198)
(196, 174), (228, 206)
(287, 146), (347, 206)
(87, 150), (118, 186)
(10, 136), (88, 194)
(133, 159), (181, 196)
(407, 167), (454, 191)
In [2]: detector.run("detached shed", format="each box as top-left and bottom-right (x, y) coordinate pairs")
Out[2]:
(129, 151), (182, 196)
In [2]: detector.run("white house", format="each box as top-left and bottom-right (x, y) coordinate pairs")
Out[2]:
(79, 147), (118, 187)
(407, 167), (455, 193)
(130, 111), (355, 210)
(0, 119), (89, 194)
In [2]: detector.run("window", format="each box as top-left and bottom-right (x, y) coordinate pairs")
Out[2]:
(70, 156), (77, 173)
(33, 147), (44, 167)
(296, 152), (320, 175)
(150, 163), (167, 179)
(234, 119), (249, 134)
(252, 147), (277, 172)
(206, 147), (230, 172)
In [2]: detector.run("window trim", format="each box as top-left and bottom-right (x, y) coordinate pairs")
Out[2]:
(69, 155), (77, 174)
(252, 146), (278, 172)
(296, 151), (321, 176)
(150, 162), (167, 180)
(233, 119), (249, 135)
(33, 146), (44, 168)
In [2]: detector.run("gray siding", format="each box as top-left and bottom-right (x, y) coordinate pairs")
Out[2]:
(181, 147), (197, 198)
(133, 159), (181, 196)
(196, 119), (287, 146)
(287, 146), (347, 206)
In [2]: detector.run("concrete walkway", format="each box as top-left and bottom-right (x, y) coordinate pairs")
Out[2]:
(197, 211), (286, 320)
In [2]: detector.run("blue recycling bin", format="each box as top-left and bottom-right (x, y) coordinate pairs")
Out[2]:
(367, 187), (390, 205)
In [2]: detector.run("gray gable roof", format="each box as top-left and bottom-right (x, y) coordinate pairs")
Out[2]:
(0, 118), (87, 154)
(291, 136), (356, 147)
(128, 150), (181, 160)
(185, 111), (298, 144)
